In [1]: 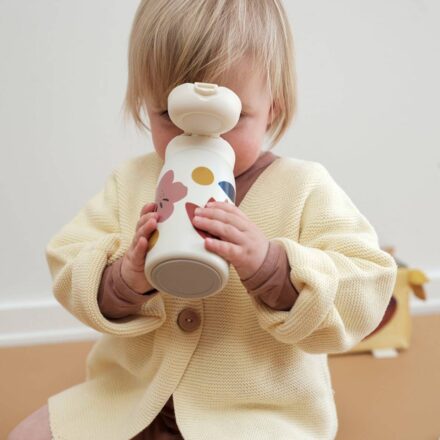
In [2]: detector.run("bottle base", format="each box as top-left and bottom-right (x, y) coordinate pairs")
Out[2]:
(150, 258), (226, 298)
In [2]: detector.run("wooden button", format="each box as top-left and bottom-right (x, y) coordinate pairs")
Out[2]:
(177, 308), (201, 332)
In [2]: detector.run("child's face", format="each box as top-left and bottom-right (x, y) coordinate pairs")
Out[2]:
(146, 59), (274, 177)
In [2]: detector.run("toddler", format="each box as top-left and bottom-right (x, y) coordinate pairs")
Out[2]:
(9, 1), (397, 439)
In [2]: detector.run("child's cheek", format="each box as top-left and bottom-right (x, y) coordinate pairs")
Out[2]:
(222, 124), (247, 147)
(152, 124), (183, 158)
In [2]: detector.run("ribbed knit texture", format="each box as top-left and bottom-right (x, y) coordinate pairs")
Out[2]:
(45, 152), (397, 440)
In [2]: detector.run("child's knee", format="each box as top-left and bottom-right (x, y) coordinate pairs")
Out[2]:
(8, 404), (52, 440)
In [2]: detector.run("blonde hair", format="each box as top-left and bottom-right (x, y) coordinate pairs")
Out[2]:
(123, 0), (296, 147)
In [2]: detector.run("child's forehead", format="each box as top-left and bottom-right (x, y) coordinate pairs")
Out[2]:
(217, 62), (268, 102)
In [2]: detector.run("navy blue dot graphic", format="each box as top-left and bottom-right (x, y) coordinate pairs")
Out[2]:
(218, 181), (236, 203)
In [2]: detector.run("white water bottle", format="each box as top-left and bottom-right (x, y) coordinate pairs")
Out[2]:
(144, 82), (241, 299)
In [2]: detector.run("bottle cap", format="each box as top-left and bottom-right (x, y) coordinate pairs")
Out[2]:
(168, 82), (242, 136)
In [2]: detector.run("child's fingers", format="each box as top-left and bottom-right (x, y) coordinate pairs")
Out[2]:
(135, 203), (156, 229)
(131, 218), (157, 260)
(136, 211), (158, 231)
(134, 217), (157, 245)
(203, 237), (242, 268)
(132, 236), (148, 266)
(128, 205), (158, 266)
(130, 236), (148, 268)
(205, 201), (248, 220)
(192, 215), (242, 244)
(194, 207), (247, 233)
(140, 202), (157, 217)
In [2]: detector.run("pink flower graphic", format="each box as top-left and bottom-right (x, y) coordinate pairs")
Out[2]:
(154, 169), (188, 222)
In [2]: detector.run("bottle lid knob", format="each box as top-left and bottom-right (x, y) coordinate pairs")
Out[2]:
(194, 82), (218, 97)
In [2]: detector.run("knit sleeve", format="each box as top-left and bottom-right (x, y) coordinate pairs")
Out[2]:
(249, 163), (397, 354)
(98, 257), (159, 319)
(45, 169), (166, 337)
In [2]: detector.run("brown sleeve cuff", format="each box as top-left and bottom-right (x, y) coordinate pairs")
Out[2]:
(98, 257), (158, 319)
(240, 240), (300, 311)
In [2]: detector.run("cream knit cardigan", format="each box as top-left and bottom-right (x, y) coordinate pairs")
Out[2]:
(45, 152), (397, 440)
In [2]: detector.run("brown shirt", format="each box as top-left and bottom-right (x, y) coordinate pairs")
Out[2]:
(97, 150), (300, 439)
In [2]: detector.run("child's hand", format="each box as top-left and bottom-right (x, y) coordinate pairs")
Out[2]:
(192, 201), (270, 280)
(121, 202), (159, 293)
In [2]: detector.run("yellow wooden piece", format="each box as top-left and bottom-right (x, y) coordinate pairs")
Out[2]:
(408, 269), (429, 285)
(408, 269), (429, 300)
